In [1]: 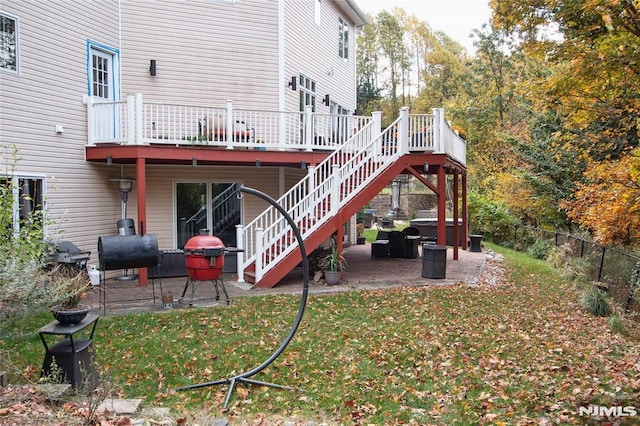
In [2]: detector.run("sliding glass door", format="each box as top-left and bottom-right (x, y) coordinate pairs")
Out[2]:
(175, 182), (241, 271)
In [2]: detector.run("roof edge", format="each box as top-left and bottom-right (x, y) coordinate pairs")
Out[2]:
(334, 0), (369, 27)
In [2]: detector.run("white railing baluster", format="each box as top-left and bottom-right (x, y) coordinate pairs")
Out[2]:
(255, 227), (264, 282)
(225, 100), (233, 149)
(331, 164), (340, 215)
(307, 165), (316, 221)
(398, 107), (409, 155)
(135, 93), (143, 145)
(127, 95), (135, 145)
(236, 224), (245, 282)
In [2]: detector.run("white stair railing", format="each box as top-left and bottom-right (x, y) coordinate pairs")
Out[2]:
(239, 108), (419, 284)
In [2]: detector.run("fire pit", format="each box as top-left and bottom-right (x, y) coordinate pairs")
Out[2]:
(180, 230), (229, 305)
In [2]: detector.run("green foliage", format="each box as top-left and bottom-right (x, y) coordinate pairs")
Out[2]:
(580, 286), (612, 317)
(513, 226), (538, 252)
(362, 228), (378, 243)
(321, 246), (347, 272)
(0, 147), (48, 263)
(607, 314), (628, 336)
(526, 238), (552, 260)
(375, 11), (411, 116)
(356, 16), (382, 116)
(0, 145), (86, 318)
(468, 192), (519, 244)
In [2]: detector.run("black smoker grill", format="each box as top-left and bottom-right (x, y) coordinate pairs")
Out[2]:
(98, 234), (158, 271)
(180, 231), (230, 305)
(97, 234), (162, 314)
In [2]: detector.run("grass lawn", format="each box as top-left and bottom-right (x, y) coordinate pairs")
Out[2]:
(1, 245), (639, 424)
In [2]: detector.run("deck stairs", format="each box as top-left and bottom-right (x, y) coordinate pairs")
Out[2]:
(239, 108), (441, 288)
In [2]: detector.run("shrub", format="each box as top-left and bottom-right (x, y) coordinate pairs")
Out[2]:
(527, 239), (552, 259)
(514, 227), (538, 252)
(607, 314), (628, 336)
(580, 286), (612, 317)
(547, 243), (592, 283)
(0, 145), (72, 318)
(468, 192), (519, 245)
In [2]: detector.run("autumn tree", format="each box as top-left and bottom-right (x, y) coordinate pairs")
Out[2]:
(415, 30), (470, 114)
(356, 14), (382, 116)
(561, 150), (640, 248)
(490, 0), (640, 242)
(375, 11), (411, 120)
(460, 27), (541, 217)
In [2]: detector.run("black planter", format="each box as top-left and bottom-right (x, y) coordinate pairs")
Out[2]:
(51, 304), (90, 326)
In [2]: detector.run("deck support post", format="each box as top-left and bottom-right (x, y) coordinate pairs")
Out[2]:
(437, 165), (446, 246)
(136, 157), (148, 286)
(453, 170), (459, 260)
(462, 173), (468, 250)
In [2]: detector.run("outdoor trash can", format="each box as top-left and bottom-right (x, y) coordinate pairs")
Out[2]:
(469, 234), (483, 252)
(422, 244), (447, 279)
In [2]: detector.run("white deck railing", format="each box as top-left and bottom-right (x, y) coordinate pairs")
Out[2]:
(87, 95), (465, 164)
(88, 94), (373, 151)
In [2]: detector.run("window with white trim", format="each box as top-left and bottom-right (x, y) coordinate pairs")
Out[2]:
(338, 16), (349, 60)
(1, 176), (45, 234)
(91, 49), (111, 99)
(298, 74), (316, 113)
(0, 12), (19, 73)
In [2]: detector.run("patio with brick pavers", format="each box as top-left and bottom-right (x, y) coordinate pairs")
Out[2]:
(87, 243), (488, 316)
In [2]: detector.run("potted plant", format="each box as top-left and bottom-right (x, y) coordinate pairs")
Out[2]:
(48, 266), (92, 325)
(321, 246), (347, 285)
(356, 223), (366, 245)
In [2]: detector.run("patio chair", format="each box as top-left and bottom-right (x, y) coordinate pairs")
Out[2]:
(402, 227), (421, 258)
(375, 230), (389, 240)
(388, 231), (407, 258)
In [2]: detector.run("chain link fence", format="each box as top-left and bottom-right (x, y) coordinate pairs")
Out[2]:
(513, 226), (640, 314)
